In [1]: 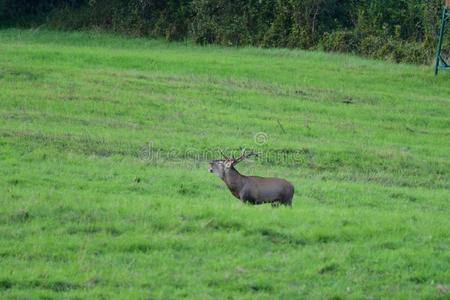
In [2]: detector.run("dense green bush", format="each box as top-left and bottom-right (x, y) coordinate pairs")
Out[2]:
(0, 0), (448, 64)
(322, 31), (358, 53)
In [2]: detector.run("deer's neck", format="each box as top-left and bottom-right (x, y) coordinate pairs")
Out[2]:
(223, 167), (247, 198)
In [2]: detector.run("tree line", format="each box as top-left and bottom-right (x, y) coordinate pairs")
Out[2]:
(1, 0), (448, 64)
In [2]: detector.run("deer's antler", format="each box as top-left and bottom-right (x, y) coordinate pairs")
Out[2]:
(233, 148), (257, 165)
(219, 149), (229, 160)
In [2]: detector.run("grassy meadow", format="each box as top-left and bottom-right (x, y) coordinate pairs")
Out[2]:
(0, 29), (449, 299)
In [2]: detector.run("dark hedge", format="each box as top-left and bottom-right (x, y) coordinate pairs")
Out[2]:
(1, 0), (448, 64)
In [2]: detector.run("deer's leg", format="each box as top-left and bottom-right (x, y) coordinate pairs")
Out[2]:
(284, 198), (293, 207)
(239, 187), (257, 203)
(281, 191), (293, 207)
(271, 201), (281, 208)
(239, 191), (249, 204)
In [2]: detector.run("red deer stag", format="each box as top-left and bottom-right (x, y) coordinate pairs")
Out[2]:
(208, 150), (294, 206)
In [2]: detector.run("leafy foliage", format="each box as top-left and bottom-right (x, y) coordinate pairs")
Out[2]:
(0, 1), (448, 63)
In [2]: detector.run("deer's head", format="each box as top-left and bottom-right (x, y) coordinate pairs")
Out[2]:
(208, 149), (257, 179)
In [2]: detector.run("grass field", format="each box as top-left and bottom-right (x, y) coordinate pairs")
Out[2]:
(0, 29), (449, 299)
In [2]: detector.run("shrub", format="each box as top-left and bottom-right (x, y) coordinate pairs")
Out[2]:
(1, 0), (448, 64)
(322, 31), (358, 53)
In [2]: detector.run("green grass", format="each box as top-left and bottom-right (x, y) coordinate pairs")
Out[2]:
(0, 28), (449, 299)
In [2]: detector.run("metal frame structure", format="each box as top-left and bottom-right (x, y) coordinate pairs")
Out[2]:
(435, 5), (450, 75)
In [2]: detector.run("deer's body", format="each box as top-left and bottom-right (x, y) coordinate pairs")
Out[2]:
(209, 150), (294, 207)
(223, 167), (294, 206)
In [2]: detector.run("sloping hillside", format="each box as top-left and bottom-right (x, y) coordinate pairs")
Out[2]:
(0, 29), (449, 299)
